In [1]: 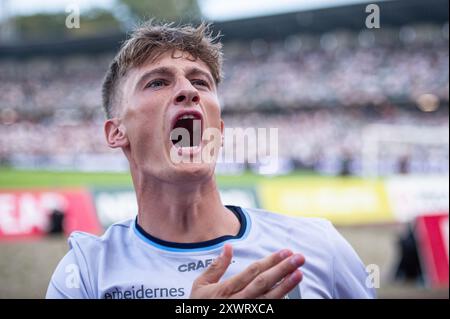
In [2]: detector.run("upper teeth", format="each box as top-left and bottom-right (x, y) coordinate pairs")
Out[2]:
(179, 114), (196, 120)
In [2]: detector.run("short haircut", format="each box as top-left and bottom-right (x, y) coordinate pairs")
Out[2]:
(101, 21), (224, 119)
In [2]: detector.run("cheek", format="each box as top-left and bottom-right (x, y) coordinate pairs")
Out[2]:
(204, 98), (222, 128)
(134, 93), (164, 117)
(125, 108), (164, 152)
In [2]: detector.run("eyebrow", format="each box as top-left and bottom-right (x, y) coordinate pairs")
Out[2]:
(135, 66), (215, 91)
(185, 67), (215, 88)
(135, 66), (175, 91)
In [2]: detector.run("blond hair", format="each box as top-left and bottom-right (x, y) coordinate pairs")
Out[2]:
(102, 21), (223, 118)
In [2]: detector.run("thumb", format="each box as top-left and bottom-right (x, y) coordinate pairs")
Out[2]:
(195, 244), (233, 285)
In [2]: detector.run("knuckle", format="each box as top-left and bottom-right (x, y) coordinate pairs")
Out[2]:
(219, 283), (234, 296)
(192, 278), (202, 288)
(247, 263), (261, 277)
(208, 259), (221, 271)
(254, 275), (269, 291)
(233, 277), (246, 290)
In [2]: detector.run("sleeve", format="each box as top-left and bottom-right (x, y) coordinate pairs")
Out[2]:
(46, 233), (95, 299)
(327, 222), (377, 299)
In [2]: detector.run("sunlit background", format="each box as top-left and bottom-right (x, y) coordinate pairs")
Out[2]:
(0, 0), (448, 298)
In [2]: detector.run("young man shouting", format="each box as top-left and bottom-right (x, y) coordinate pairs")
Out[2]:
(46, 22), (375, 299)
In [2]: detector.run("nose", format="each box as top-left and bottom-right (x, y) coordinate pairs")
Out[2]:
(173, 88), (200, 106)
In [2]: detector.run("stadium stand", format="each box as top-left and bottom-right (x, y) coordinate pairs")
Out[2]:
(0, 0), (448, 176)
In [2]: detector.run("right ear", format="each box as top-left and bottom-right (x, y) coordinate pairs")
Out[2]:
(104, 118), (129, 148)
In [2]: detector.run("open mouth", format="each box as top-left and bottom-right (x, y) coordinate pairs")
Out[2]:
(170, 112), (203, 149)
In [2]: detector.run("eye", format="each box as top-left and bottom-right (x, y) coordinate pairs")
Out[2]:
(191, 79), (209, 88)
(145, 79), (167, 89)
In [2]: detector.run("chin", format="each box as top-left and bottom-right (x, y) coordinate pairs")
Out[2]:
(170, 161), (215, 183)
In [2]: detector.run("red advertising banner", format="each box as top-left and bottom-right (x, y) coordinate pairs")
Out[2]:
(415, 213), (449, 288)
(0, 189), (102, 240)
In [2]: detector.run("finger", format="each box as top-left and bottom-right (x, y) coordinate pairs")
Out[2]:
(194, 244), (233, 285)
(224, 249), (293, 293)
(262, 269), (303, 299)
(236, 254), (305, 298)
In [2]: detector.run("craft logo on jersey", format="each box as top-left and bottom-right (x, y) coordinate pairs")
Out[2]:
(178, 258), (236, 272)
(178, 259), (214, 272)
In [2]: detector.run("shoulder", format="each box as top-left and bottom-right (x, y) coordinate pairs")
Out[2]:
(68, 218), (134, 258)
(46, 218), (135, 299)
(243, 208), (375, 298)
(244, 207), (364, 261)
(243, 207), (334, 240)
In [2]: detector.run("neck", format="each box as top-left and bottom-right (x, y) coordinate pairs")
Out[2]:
(133, 172), (240, 244)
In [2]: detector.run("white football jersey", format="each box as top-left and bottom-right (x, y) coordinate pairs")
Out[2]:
(46, 206), (376, 299)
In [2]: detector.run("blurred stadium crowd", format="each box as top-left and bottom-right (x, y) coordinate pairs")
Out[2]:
(0, 23), (448, 175)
